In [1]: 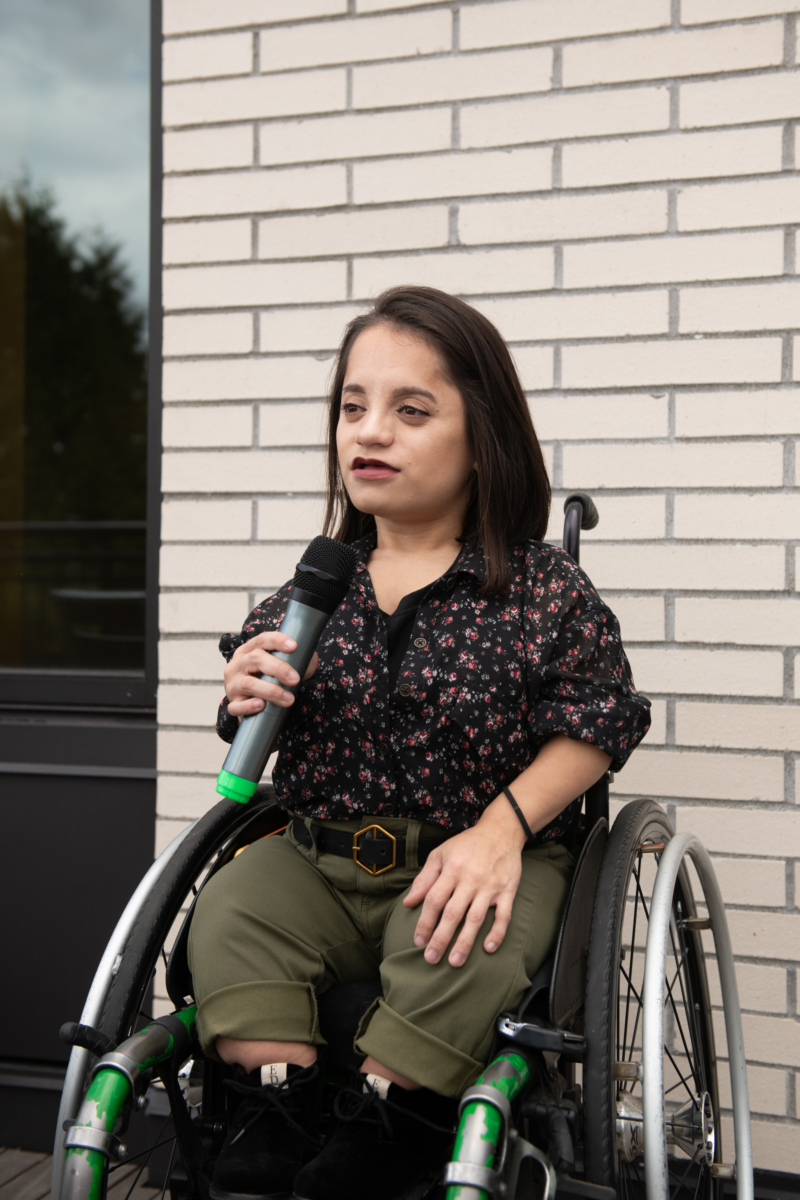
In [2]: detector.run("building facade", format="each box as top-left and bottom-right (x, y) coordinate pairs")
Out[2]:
(157, 0), (800, 1173)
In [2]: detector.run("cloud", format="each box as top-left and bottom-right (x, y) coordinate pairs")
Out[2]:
(0, 0), (150, 303)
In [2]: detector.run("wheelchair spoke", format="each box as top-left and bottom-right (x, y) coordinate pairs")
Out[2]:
(664, 1042), (697, 1106)
(108, 1134), (177, 1172)
(118, 1115), (174, 1200)
(665, 949), (688, 1004)
(626, 998), (643, 1068)
(669, 1145), (702, 1200)
(621, 853), (644, 1060)
(664, 957), (698, 1076)
(158, 1137), (178, 1200)
(632, 1157), (646, 1198)
(618, 959), (644, 1076)
(691, 1162), (707, 1200)
(666, 924), (706, 1095)
(673, 921), (709, 1096)
(632, 862), (652, 924)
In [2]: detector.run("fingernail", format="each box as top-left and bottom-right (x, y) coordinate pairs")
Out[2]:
(486, 942), (497, 953)
(287, 670), (300, 683)
(284, 639), (296, 649)
(450, 953), (464, 967)
(424, 949), (438, 964)
(282, 691), (294, 704)
(414, 936), (425, 947)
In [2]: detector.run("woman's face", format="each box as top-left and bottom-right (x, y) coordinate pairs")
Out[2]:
(336, 322), (475, 532)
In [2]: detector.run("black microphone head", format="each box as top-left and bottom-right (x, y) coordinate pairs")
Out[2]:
(292, 536), (358, 608)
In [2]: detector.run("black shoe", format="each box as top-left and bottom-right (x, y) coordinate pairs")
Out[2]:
(291, 1076), (457, 1200)
(210, 1064), (323, 1200)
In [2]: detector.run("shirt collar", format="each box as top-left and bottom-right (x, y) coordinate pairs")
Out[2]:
(348, 532), (486, 584)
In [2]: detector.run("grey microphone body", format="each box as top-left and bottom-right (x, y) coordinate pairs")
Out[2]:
(216, 537), (357, 804)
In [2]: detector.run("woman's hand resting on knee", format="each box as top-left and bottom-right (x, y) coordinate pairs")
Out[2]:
(403, 736), (611, 969)
(402, 803), (527, 970)
(224, 632), (318, 718)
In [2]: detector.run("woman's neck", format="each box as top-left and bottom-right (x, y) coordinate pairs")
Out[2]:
(367, 516), (463, 615)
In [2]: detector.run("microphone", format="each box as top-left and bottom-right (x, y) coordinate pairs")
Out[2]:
(216, 536), (357, 803)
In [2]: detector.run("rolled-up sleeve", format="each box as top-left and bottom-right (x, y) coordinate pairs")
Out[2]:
(524, 556), (650, 772)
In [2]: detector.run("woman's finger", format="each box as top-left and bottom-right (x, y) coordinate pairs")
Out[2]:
(228, 677), (295, 711)
(420, 889), (474, 964)
(483, 895), (514, 954)
(411, 871), (458, 945)
(241, 649), (301, 688)
(448, 896), (496, 967)
(236, 631), (296, 655)
(404, 857), (442, 910)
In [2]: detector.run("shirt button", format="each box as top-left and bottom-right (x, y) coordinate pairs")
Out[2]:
(378, 743), (390, 757)
(382, 803), (395, 815)
(413, 637), (427, 649)
(398, 683), (412, 697)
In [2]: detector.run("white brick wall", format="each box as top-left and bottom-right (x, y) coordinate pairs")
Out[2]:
(159, 0), (800, 1165)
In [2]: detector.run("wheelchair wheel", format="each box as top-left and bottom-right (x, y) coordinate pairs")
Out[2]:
(53, 790), (285, 1200)
(583, 799), (721, 1199)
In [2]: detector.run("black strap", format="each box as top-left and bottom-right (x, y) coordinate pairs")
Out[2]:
(502, 786), (534, 843)
(291, 819), (449, 868)
(152, 1012), (194, 1067)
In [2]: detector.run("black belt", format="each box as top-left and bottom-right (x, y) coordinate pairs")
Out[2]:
(291, 818), (451, 877)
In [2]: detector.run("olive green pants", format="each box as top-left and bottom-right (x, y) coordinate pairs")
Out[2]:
(188, 815), (573, 1098)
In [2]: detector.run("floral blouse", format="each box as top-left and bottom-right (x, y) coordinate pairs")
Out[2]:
(216, 536), (651, 845)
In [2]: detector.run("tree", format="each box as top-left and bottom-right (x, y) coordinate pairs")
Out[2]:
(0, 183), (149, 668)
(0, 181), (148, 523)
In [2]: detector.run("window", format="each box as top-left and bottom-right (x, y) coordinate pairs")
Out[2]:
(0, 0), (151, 692)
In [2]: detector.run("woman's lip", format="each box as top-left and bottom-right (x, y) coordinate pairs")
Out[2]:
(352, 458), (400, 479)
(352, 458), (400, 477)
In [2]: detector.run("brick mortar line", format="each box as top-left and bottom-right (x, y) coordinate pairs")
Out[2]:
(161, 278), (800, 301)
(160, 398), (800, 412)
(161, 5), (796, 39)
(163, 103), (800, 137)
(162, 228), (800, 253)
(163, 125), (799, 160)
(162, 329), (799, 352)
(164, 48), (798, 86)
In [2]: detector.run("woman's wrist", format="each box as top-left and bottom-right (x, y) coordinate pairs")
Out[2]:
(478, 793), (529, 851)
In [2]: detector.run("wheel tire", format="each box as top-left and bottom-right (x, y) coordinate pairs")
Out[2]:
(582, 799), (720, 1199)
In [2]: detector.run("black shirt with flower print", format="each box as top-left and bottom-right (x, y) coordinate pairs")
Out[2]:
(216, 536), (651, 846)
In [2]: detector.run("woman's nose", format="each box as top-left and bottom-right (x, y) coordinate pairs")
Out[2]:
(356, 410), (392, 445)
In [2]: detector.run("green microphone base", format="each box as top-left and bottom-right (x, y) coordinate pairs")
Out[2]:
(216, 768), (259, 803)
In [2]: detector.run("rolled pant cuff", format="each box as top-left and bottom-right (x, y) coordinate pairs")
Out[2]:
(196, 981), (323, 1059)
(354, 999), (483, 1098)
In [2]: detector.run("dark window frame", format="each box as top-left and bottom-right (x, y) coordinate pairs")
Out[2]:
(0, 0), (162, 712)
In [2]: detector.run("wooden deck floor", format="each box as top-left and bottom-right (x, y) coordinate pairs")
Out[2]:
(0, 1148), (160, 1200)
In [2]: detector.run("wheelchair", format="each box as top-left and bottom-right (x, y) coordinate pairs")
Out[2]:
(51, 494), (754, 1200)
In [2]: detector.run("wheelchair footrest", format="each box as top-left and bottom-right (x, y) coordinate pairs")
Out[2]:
(497, 1015), (587, 1061)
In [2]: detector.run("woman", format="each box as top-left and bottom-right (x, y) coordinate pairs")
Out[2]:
(188, 287), (650, 1200)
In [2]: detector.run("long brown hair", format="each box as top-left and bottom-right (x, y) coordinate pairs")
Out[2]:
(323, 286), (550, 594)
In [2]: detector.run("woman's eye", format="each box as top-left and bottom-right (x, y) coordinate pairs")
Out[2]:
(399, 404), (429, 418)
(341, 403), (363, 415)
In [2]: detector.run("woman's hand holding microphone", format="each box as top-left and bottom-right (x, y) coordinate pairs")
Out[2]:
(224, 633), (318, 719)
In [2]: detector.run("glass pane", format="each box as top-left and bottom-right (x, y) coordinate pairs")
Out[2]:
(0, 0), (149, 675)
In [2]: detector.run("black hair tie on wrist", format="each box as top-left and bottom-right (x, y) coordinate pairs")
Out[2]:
(502, 786), (534, 843)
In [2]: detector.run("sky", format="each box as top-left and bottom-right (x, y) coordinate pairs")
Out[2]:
(0, 0), (150, 306)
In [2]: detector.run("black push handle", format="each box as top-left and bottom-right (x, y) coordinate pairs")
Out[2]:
(59, 1021), (116, 1058)
(562, 491), (599, 565)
